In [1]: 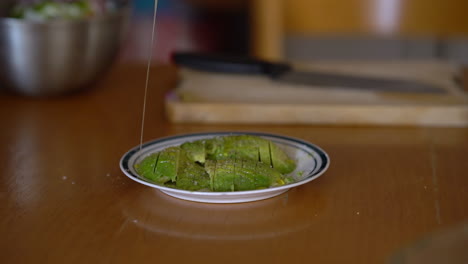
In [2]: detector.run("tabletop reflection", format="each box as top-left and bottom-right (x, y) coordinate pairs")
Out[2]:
(120, 187), (327, 240)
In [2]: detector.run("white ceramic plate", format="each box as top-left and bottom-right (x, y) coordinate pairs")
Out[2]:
(120, 132), (330, 203)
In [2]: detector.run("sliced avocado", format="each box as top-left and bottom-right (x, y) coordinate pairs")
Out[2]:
(205, 137), (226, 160)
(257, 139), (272, 166)
(206, 159), (284, 191)
(234, 159), (285, 190)
(233, 159), (268, 191)
(180, 140), (206, 164)
(220, 135), (258, 161)
(205, 135), (265, 162)
(204, 159), (217, 190)
(206, 135), (294, 174)
(207, 159), (236, 192)
(134, 153), (159, 181)
(154, 146), (180, 183)
(269, 142), (296, 174)
(175, 151), (210, 191)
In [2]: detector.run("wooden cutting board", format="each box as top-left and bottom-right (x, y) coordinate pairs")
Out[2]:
(165, 61), (468, 126)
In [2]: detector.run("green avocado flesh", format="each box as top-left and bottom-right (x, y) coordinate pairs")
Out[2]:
(134, 135), (296, 192)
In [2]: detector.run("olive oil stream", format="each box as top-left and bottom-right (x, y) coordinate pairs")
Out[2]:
(140, 0), (159, 150)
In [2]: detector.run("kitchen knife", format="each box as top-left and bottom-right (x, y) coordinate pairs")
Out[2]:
(172, 52), (445, 94)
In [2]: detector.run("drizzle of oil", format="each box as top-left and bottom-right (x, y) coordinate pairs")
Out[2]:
(139, 0), (160, 150)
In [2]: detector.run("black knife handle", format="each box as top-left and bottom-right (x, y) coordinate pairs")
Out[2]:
(171, 52), (291, 78)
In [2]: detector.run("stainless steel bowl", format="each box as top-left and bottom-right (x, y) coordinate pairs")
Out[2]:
(0, 4), (129, 96)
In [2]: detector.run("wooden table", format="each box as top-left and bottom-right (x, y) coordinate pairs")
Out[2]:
(1, 64), (467, 264)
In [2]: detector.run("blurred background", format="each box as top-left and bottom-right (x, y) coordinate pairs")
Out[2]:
(121, 0), (468, 64)
(3, 0), (468, 97)
(120, 0), (249, 63)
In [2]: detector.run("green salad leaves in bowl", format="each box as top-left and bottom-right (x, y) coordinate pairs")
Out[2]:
(10, 1), (94, 20)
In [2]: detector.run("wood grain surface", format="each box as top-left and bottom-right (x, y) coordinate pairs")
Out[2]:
(0, 64), (467, 264)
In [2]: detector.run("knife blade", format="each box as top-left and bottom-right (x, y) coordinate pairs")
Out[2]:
(172, 52), (445, 94)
